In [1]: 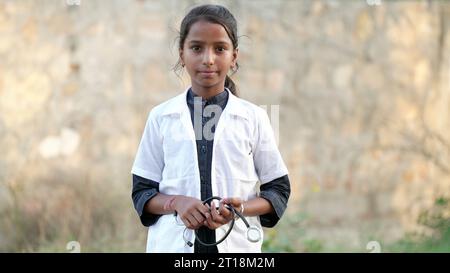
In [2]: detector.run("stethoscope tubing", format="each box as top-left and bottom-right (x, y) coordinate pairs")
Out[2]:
(176, 196), (259, 247)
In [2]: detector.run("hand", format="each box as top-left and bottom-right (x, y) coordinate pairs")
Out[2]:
(204, 197), (243, 230)
(171, 195), (210, 230)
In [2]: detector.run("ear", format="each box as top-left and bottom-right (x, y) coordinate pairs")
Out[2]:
(232, 48), (239, 67)
(179, 48), (184, 65)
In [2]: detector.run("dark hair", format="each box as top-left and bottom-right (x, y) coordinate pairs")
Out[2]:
(175, 4), (239, 96)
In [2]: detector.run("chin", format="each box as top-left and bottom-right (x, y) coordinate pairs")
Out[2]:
(196, 80), (222, 88)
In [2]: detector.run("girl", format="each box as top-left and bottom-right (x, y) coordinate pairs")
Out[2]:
(131, 4), (290, 253)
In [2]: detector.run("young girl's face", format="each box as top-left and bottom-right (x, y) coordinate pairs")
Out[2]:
(180, 20), (238, 95)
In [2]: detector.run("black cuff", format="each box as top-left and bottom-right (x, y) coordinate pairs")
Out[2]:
(132, 174), (162, 227)
(136, 189), (161, 227)
(259, 190), (283, 228)
(258, 175), (291, 227)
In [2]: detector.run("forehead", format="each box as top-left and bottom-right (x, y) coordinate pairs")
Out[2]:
(186, 20), (232, 44)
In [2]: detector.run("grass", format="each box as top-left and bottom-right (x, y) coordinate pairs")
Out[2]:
(263, 197), (450, 253)
(384, 197), (450, 253)
(2, 173), (448, 253)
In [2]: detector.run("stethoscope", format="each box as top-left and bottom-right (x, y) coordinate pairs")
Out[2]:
(174, 196), (262, 247)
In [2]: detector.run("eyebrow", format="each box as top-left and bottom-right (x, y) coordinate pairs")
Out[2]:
(187, 40), (231, 45)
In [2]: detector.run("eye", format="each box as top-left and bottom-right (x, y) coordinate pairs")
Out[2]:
(216, 47), (225, 52)
(191, 46), (201, 52)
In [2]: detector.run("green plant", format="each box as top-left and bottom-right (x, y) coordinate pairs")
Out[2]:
(386, 196), (450, 253)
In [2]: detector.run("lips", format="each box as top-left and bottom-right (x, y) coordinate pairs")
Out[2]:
(198, 71), (217, 76)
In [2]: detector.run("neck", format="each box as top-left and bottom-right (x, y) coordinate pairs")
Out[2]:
(191, 83), (225, 100)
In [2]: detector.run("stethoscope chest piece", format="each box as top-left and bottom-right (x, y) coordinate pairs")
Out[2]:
(246, 226), (262, 243)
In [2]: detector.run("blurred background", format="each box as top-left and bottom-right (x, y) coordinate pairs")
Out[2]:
(0, 0), (449, 252)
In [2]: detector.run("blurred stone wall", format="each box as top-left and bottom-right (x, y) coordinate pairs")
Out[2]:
(0, 0), (449, 251)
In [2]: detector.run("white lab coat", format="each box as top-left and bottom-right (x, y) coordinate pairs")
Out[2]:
(131, 87), (289, 253)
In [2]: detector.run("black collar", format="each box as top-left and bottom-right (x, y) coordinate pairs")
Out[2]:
(187, 88), (228, 108)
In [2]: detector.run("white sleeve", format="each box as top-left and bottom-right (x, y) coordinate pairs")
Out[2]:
(253, 107), (289, 184)
(131, 109), (164, 182)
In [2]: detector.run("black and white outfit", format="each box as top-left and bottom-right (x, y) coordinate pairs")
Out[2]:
(131, 87), (290, 252)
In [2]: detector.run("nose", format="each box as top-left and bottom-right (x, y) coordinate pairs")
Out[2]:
(202, 48), (214, 66)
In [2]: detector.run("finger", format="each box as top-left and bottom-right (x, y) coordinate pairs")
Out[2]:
(196, 205), (211, 228)
(203, 211), (210, 220)
(219, 202), (232, 219)
(210, 202), (221, 221)
(186, 215), (199, 229)
(206, 214), (218, 229)
(199, 204), (211, 219)
(205, 203), (212, 218)
(211, 203), (227, 224)
(181, 207), (197, 228)
(192, 210), (205, 224)
(182, 216), (193, 229)
(210, 201), (220, 214)
(224, 204), (236, 222)
(193, 222), (203, 230)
